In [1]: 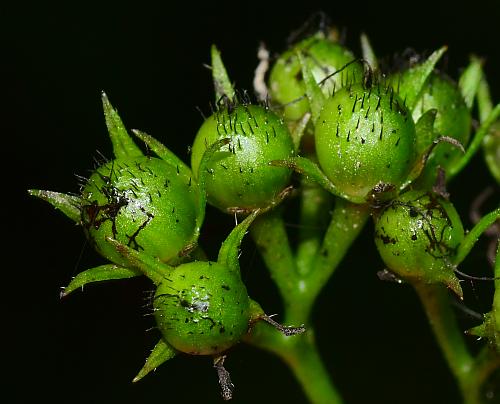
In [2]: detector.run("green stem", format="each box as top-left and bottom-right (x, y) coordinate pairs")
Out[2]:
(250, 208), (344, 403)
(246, 323), (343, 404)
(413, 282), (476, 402)
(296, 179), (334, 277)
(494, 242), (500, 339)
(250, 209), (300, 302)
(306, 199), (370, 306)
(250, 198), (369, 403)
(449, 103), (500, 178)
(473, 346), (500, 399)
(453, 208), (500, 266)
(477, 77), (493, 124)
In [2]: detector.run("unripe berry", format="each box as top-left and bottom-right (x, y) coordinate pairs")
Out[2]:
(374, 190), (463, 295)
(269, 36), (364, 121)
(191, 104), (295, 212)
(81, 156), (197, 266)
(154, 261), (251, 355)
(410, 73), (471, 187)
(315, 83), (417, 203)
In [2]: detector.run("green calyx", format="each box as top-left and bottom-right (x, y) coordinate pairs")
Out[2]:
(374, 190), (464, 297)
(314, 82), (417, 204)
(190, 103), (295, 213)
(269, 34), (364, 121)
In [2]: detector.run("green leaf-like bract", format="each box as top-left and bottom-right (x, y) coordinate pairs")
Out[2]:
(133, 339), (177, 382)
(62, 264), (140, 297)
(28, 190), (82, 223)
(211, 45), (234, 102)
(217, 210), (260, 271)
(102, 92), (143, 159)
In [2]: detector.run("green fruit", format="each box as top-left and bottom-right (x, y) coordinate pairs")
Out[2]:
(410, 73), (471, 187)
(154, 261), (251, 355)
(81, 156), (197, 265)
(315, 83), (417, 203)
(191, 104), (295, 212)
(269, 36), (364, 121)
(374, 190), (464, 295)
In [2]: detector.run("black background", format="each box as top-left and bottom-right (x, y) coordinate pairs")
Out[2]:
(6, 1), (500, 403)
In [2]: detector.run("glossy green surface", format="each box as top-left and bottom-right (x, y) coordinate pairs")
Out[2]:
(269, 36), (363, 121)
(81, 156), (197, 265)
(154, 261), (251, 355)
(315, 83), (416, 203)
(374, 190), (464, 295)
(191, 104), (294, 212)
(411, 73), (471, 187)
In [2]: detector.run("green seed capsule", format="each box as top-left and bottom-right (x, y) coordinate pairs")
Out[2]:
(154, 261), (251, 355)
(190, 104), (295, 212)
(374, 190), (463, 295)
(81, 156), (197, 266)
(410, 73), (471, 187)
(315, 83), (417, 203)
(269, 36), (364, 121)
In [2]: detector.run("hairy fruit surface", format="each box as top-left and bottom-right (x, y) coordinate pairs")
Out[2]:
(191, 104), (295, 212)
(315, 83), (416, 203)
(81, 156), (197, 265)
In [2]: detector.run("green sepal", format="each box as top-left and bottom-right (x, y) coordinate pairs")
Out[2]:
(211, 45), (235, 102)
(404, 109), (438, 188)
(101, 92), (143, 160)
(360, 32), (378, 71)
(270, 156), (347, 201)
(28, 189), (82, 223)
(190, 138), (231, 243)
(131, 129), (192, 177)
(397, 46), (447, 111)
(298, 52), (325, 124)
(414, 108), (438, 157)
(217, 210), (260, 272)
(105, 237), (174, 285)
(248, 299), (265, 323)
(405, 134), (465, 189)
(458, 55), (483, 111)
(453, 207), (500, 266)
(449, 103), (500, 178)
(133, 339), (177, 382)
(438, 267), (463, 299)
(477, 76), (493, 123)
(290, 112), (311, 152)
(467, 312), (500, 352)
(467, 320), (487, 338)
(483, 121), (500, 184)
(62, 264), (140, 297)
(431, 264), (463, 300)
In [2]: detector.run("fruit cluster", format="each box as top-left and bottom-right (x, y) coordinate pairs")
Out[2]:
(30, 21), (499, 403)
